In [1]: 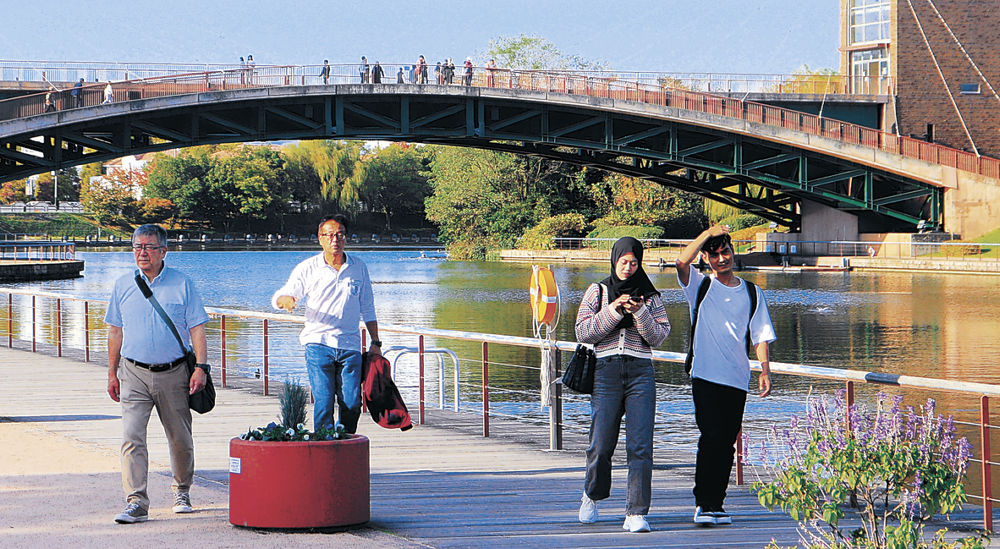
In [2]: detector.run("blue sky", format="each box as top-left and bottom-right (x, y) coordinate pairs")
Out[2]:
(1, 0), (840, 74)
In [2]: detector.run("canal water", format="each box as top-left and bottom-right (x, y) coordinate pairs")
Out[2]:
(9, 248), (1000, 451)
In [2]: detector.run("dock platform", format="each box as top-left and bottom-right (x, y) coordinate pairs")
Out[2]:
(0, 348), (986, 548)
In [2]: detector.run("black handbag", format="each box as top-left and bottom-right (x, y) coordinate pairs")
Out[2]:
(134, 274), (216, 414)
(562, 344), (596, 394)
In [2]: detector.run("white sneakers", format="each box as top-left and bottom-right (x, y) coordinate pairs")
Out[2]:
(578, 493), (598, 523)
(579, 493), (651, 532)
(623, 514), (650, 533)
(694, 505), (732, 525)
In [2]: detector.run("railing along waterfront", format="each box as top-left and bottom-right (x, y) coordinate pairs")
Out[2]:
(3, 287), (999, 530)
(553, 237), (1000, 262)
(0, 63), (995, 181)
(0, 241), (75, 260)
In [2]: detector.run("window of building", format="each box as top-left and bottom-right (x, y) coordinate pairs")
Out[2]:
(849, 0), (891, 45)
(960, 83), (981, 94)
(851, 48), (890, 93)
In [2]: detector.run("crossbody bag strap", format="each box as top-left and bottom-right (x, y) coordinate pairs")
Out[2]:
(743, 279), (759, 356)
(134, 273), (189, 356)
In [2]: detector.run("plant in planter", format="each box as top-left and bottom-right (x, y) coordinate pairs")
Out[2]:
(239, 380), (349, 442)
(746, 391), (985, 549)
(230, 380), (369, 529)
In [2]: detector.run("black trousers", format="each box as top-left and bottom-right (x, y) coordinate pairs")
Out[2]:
(692, 377), (747, 509)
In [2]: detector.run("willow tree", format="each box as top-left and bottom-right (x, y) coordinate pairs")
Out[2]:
(282, 140), (364, 209)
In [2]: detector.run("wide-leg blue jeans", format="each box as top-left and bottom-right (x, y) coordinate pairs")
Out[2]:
(304, 343), (362, 433)
(584, 354), (655, 516)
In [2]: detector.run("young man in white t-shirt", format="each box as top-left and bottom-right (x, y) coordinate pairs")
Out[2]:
(676, 224), (776, 526)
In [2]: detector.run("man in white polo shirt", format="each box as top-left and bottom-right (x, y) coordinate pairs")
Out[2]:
(272, 214), (381, 433)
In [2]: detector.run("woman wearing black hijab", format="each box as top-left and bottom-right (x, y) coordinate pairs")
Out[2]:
(574, 237), (670, 533)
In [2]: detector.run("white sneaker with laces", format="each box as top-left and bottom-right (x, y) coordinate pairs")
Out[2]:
(693, 505), (716, 526)
(114, 502), (148, 524)
(623, 514), (651, 533)
(172, 492), (193, 514)
(711, 508), (732, 525)
(578, 493), (598, 523)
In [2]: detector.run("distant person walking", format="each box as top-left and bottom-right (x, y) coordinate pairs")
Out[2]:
(246, 55), (256, 85)
(361, 56), (370, 83)
(105, 224), (212, 524)
(434, 61), (442, 84)
(72, 78), (84, 108)
(463, 58), (474, 86)
(408, 65), (417, 84)
(576, 237), (670, 533)
(444, 58), (455, 84)
(319, 60), (331, 84)
(103, 81), (114, 104)
(397, 67), (405, 83)
(371, 61), (384, 84)
(675, 225), (776, 526)
(417, 55), (428, 84)
(44, 92), (57, 112)
(486, 58), (498, 86)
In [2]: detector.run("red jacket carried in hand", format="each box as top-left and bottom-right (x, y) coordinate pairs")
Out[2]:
(362, 352), (413, 431)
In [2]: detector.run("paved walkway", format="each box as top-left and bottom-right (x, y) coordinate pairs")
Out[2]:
(0, 348), (980, 548)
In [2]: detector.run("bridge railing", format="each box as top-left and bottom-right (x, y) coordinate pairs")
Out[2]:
(1, 286), (998, 530)
(1, 63), (997, 182)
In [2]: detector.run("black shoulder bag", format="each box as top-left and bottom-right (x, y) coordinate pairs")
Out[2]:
(133, 274), (216, 414)
(562, 284), (603, 394)
(684, 276), (758, 375)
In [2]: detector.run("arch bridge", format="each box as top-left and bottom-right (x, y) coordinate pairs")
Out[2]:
(2, 66), (998, 236)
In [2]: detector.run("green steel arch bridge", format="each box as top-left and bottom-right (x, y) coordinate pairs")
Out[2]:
(2, 62), (998, 235)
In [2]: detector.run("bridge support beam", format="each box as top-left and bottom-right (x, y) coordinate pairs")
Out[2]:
(800, 200), (859, 242)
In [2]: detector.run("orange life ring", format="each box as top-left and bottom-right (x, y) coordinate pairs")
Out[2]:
(529, 266), (559, 326)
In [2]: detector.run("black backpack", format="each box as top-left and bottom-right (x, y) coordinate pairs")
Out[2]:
(683, 276), (758, 375)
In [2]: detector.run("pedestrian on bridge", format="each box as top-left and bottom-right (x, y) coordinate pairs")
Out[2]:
(105, 224), (212, 524)
(576, 237), (670, 533)
(397, 66), (405, 83)
(371, 61), (384, 84)
(273, 214), (383, 434)
(463, 57), (473, 86)
(71, 78), (84, 108)
(361, 56), (370, 83)
(103, 81), (114, 104)
(319, 59), (331, 84)
(675, 225), (776, 527)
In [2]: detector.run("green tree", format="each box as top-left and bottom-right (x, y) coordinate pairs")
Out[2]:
(34, 167), (81, 203)
(590, 174), (706, 238)
(281, 140), (363, 208)
(352, 143), (431, 229)
(81, 168), (140, 225)
(486, 34), (608, 70)
(78, 162), (103, 199)
(0, 179), (28, 204)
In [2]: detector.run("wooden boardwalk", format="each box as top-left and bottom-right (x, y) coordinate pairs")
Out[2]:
(0, 347), (988, 548)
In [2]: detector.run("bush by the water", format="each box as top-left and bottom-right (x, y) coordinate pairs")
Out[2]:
(585, 225), (664, 246)
(716, 213), (768, 233)
(519, 213), (588, 249)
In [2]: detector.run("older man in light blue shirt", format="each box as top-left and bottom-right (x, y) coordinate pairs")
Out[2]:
(273, 214), (381, 434)
(105, 224), (210, 525)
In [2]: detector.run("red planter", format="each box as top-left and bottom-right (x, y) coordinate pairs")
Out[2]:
(229, 435), (370, 528)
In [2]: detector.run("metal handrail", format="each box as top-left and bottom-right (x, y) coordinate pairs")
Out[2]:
(0, 63), (995, 181)
(2, 286), (998, 529)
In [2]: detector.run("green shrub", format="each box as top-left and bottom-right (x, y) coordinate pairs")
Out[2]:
(716, 213), (768, 233)
(519, 213), (588, 250)
(585, 225), (664, 248)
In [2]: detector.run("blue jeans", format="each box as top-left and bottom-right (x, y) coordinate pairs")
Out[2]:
(584, 355), (655, 516)
(304, 343), (362, 433)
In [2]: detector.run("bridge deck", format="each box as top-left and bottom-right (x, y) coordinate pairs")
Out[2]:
(0, 348), (988, 548)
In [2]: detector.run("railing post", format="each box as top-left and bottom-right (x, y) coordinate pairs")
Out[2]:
(845, 380), (855, 432)
(31, 295), (36, 352)
(84, 301), (90, 362)
(482, 341), (490, 437)
(549, 347), (563, 451)
(981, 396), (994, 532)
(56, 298), (62, 357)
(262, 319), (269, 396)
(736, 428), (744, 485)
(220, 315), (227, 388)
(419, 334), (425, 425)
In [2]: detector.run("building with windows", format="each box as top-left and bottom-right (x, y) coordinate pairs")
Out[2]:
(840, 0), (1000, 157)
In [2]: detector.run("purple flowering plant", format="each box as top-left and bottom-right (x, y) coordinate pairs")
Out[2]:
(748, 390), (984, 548)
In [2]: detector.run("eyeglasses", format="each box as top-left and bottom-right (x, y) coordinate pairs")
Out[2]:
(319, 232), (347, 241)
(132, 244), (164, 251)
